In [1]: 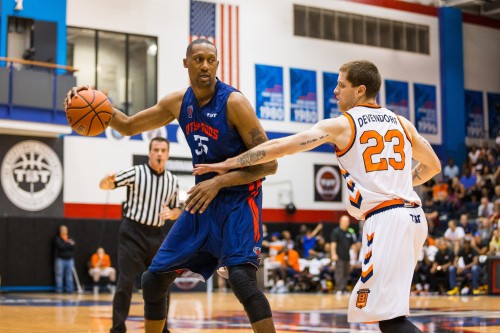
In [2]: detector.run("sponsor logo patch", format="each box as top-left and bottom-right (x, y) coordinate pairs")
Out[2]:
(356, 288), (370, 309)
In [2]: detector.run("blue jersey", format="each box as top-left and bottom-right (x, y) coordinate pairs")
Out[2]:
(179, 79), (246, 184)
(148, 80), (264, 280)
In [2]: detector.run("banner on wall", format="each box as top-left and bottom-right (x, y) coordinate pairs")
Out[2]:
(414, 83), (438, 135)
(0, 135), (64, 216)
(487, 92), (500, 140)
(465, 90), (485, 139)
(385, 80), (410, 119)
(314, 164), (342, 202)
(255, 64), (284, 121)
(323, 72), (341, 119)
(290, 68), (317, 123)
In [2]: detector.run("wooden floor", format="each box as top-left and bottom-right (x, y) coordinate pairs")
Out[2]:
(0, 291), (499, 332)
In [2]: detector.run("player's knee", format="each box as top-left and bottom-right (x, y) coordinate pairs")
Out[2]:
(141, 270), (177, 320)
(379, 316), (422, 333)
(228, 265), (272, 323)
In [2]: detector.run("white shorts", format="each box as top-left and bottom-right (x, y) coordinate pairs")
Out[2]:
(89, 267), (116, 277)
(348, 206), (427, 323)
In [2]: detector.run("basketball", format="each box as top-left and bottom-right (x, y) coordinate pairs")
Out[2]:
(66, 89), (113, 136)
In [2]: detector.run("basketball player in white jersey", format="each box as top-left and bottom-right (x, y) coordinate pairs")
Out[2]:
(192, 60), (441, 333)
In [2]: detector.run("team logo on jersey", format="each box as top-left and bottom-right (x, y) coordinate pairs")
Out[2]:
(410, 214), (421, 224)
(187, 105), (193, 118)
(356, 288), (370, 309)
(1, 140), (63, 211)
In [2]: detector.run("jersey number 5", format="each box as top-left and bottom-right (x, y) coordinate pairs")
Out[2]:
(360, 129), (405, 172)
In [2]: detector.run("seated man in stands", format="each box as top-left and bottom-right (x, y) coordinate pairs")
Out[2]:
(88, 247), (116, 293)
(447, 237), (480, 295)
(430, 238), (454, 294)
(271, 247), (301, 293)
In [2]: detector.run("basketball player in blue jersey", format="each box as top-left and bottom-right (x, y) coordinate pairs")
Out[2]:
(194, 60), (442, 333)
(65, 39), (277, 333)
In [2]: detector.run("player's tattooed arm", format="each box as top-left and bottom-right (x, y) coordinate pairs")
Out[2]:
(300, 134), (330, 146)
(412, 163), (423, 181)
(411, 134), (441, 186)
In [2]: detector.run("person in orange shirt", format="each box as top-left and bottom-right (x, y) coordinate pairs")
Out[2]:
(89, 247), (116, 293)
(272, 247), (301, 293)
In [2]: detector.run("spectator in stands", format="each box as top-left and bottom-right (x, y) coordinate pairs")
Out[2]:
(430, 238), (454, 294)
(443, 158), (460, 183)
(444, 219), (465, 254)
(281, 230), (295, 250)
(54, 225), (76, 294)
(302, 223), (323, 259)
(260, 224), (271, 258)
(447, 237), (480, 295)
(478, 196), (494, 220)
(294, 224), (308, 257)
(471, 231), (490, 256)
(89, 247), (116, 294)
(492, 185), (500, 203)
(450, 176), (466, 202)
(330, 215), (355, 295)
(475, 218), (493, 246)
(413, 237), (437, 295)
(268, 232), (284, 259)
(468, 144), (481, 165)
(489, 229), (500, 256)
(422, 193), (441, 237)
(272, 247), (301, 293)
(460, 166), (477, 192)
(308, 235), (328, 259)
(458, 213), (476, 236)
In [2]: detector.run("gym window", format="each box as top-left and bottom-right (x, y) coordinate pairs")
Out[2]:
(293, 5), (430, 55)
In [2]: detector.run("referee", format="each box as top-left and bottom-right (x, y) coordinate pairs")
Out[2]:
(100, 137), (181, 333)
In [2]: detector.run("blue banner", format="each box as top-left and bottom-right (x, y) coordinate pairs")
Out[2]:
(290, 68), (317, 123)
(414, 83), (438, 135)
(465, 90), (485, 138)
(255, 64), (284, 121)
(385, 80), (409, 119)
(323, 72), (341, 119)
(487, 92), (500, 140)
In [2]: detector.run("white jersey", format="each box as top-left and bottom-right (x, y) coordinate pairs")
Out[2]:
(336, 105), (421, 220)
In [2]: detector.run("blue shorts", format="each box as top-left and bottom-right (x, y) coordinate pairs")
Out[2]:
(149, 181), (263, 280)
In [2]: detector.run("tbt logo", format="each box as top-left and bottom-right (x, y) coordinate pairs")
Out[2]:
(1, 140), (63, 211)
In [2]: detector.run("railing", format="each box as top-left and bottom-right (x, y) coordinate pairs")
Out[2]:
(0, 57), (79, 73)
(0, 57), (78, 126)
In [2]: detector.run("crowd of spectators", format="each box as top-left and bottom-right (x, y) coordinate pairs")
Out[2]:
(253, 142), (499, 296)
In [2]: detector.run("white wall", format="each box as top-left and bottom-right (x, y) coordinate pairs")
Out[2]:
(63, 0), (497, 211)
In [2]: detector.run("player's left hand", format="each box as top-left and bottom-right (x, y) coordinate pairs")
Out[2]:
(184, 178), (222, 214)
(192, 162), (230, 176)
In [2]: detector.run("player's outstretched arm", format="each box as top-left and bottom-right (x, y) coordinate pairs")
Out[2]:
(64, 85), (183, 137)
(193, 119), (333, 176)
(400, 117), (441, 186)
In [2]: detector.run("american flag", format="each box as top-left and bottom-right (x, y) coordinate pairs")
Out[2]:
(190, 0), (240, 88)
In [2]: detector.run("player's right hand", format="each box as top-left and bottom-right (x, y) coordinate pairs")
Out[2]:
(64, 85), (90, 110)
(192, 162), (230, 176)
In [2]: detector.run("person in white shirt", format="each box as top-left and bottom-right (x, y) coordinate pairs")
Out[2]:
(443, 158), (460, 183)
(444, 219), (465, 254)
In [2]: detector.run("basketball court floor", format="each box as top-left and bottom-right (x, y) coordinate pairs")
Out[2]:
(0, 291), (498, 332)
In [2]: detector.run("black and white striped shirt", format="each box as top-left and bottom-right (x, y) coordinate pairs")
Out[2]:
(114, 164), (180, 227)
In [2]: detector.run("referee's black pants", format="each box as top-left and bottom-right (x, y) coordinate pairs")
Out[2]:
(111, 218), (171, 333)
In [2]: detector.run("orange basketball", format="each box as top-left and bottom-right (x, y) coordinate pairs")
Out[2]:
(66, 89), (113, 136)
